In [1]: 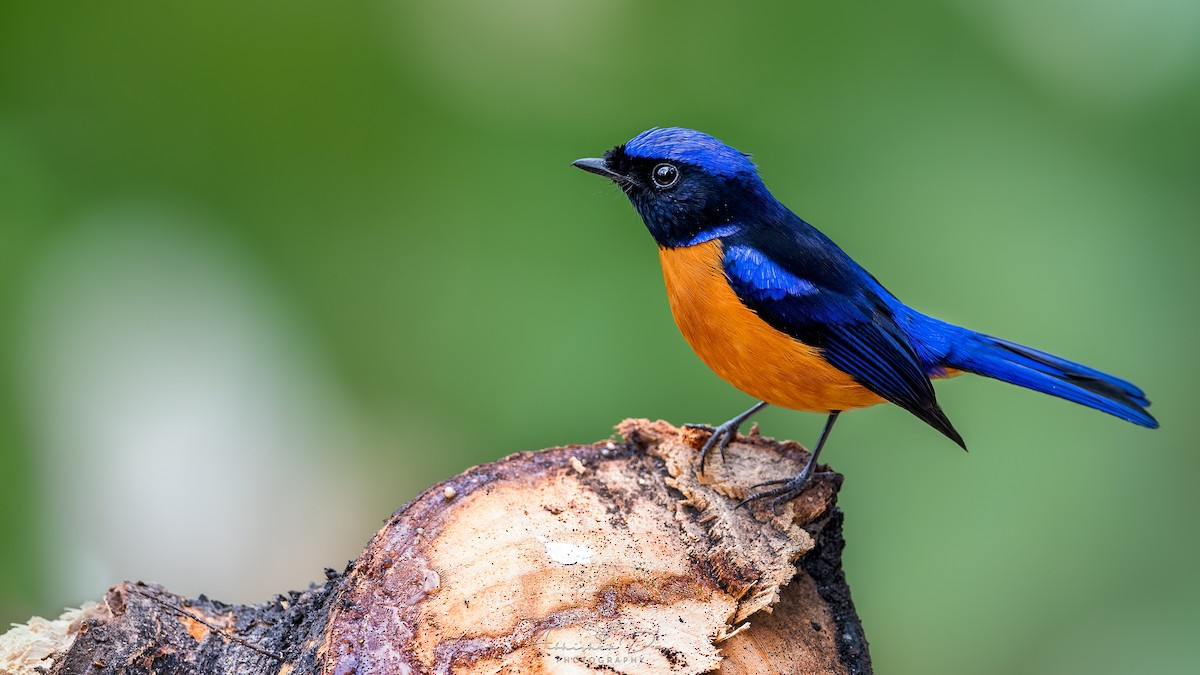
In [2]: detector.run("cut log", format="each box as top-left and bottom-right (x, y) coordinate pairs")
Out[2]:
(0, 419), (871, 675)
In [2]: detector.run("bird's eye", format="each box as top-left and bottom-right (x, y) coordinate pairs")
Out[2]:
(651, 163), (680, 188)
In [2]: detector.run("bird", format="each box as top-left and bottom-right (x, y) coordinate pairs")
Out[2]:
(572, 127), (1157, 509)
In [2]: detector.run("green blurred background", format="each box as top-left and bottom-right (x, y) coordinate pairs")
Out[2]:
(1, 1), (1197, 672)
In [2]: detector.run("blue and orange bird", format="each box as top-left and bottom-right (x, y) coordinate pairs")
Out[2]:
(573, 127), (1157, 507)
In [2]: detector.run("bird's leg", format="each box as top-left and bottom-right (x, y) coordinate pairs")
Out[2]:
(686, 401), (769, 474)
(737, 411), (841, 513)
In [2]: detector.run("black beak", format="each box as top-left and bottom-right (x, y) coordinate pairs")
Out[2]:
(572, 157), (626, 182)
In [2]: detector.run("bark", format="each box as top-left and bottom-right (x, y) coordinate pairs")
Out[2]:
(0, 419), (871, 675)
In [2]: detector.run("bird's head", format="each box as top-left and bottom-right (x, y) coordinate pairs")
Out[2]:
(573, 127), (776, 248)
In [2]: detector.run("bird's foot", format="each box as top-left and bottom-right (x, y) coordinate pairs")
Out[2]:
(736, 466), (834, 514)
(684, 420), (742, 475)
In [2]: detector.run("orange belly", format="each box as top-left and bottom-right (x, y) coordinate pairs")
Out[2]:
(659, 240), (886, 413)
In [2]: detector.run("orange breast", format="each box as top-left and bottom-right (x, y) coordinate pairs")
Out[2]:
(659, 240), (885, 413)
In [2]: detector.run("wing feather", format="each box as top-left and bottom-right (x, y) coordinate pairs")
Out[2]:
(722, 240), (964, 447)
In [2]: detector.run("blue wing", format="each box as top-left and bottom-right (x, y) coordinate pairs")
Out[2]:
(722, 240), (965, 447)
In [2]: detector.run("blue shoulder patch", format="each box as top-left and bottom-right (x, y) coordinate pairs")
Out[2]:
(684, 224), (741, 247)
(624, 127), (758, 178)
(724, 245), (818, 300)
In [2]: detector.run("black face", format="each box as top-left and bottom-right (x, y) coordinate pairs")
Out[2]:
(593, 144), (749, 248)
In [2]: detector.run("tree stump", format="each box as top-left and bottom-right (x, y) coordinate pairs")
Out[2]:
(0, 419), (871, 675)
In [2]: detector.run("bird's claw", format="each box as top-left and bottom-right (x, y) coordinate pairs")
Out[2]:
(736, 468), (834, 514)
(693, 420), (741, 475)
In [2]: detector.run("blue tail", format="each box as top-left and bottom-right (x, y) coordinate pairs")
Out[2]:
(933, 324), (1158, 428)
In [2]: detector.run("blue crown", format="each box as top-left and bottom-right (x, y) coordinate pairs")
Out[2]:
(623, 127), (758, 179)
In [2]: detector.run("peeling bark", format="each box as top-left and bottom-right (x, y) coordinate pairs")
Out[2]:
(0, 420), (871, 675)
